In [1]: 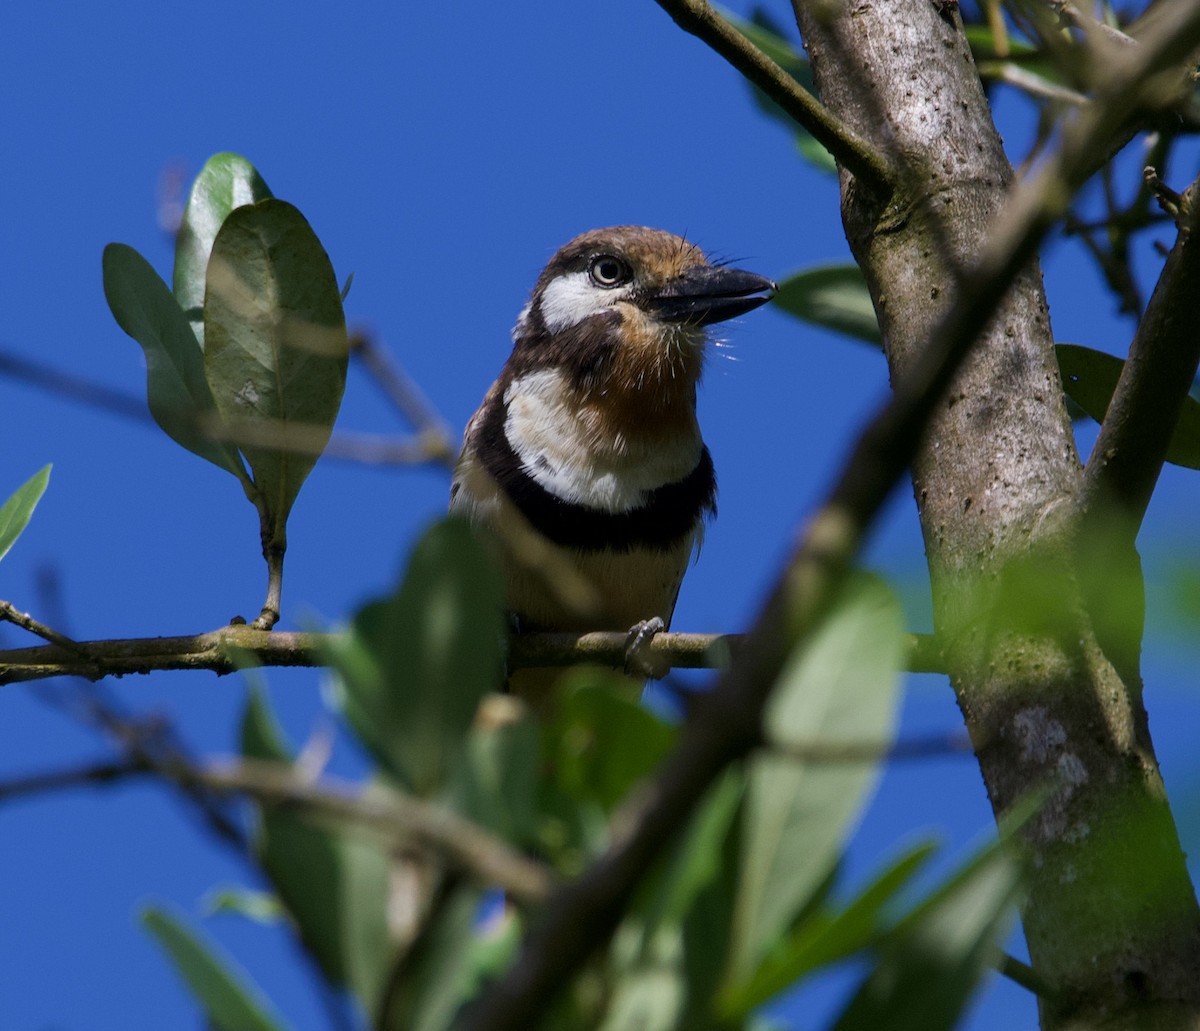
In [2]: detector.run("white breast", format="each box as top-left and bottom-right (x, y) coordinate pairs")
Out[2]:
(503, 368), (702, 512)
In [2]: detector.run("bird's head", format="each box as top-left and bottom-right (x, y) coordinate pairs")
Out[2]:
(510, 226), (775, 398)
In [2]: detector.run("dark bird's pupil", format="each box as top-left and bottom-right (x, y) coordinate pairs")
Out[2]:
(598, 260), (619, 281)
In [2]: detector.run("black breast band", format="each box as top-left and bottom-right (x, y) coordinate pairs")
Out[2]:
(476, 398), (716, 552)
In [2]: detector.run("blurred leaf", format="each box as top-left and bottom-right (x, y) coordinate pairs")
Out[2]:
(204, 887), (285, 924)
(649, 770), (744, 932)
(621, 772), (743, 1030)
(719, 6), (836, 174)
(773, 264), (882, 345)
(0, 464), (50, 564)
(1056, 343), (1200, 469)
(445, 708), (540, 847)
(241, 688), (394, 1014)
(141, 905), (292, 1031)
(103, 243), (244, 475)
(380, 885), (483, 1031)
(965, 24), (1068, 88)
(328, 518), (506, 795)
(600, 922), (686, 1031)
(727, 574), (904, 981)
(174, 152), (273, 348)
(964, 24), (1039, 63)
(796, 132), (838, 173)
(549, 671), (676, 812)
(678, 775), (744, 1030)
(831, 839), (1023, 1031)
(204, 198), (349, 542)
(721, 839), (938, 1017)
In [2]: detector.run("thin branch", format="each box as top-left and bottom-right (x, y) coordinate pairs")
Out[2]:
(207, 413), (454, 468)
(0, 344), (449, 469)
(1081, 168), (1200, 531)
(195, 759), (553, 905)
(0, 345), (151, 422)
(0, 626), (325, 685)
(998, 951), (1060, 1002)
(652, 0), (894, 196)
(0, 756), (147, 801)
(0, 626), (945, 686)
(350, 331), (458, 467)
(458, 8), (1200, 1027)
(770, 730), (974, 764)
(0, 599), (93, 656)
(989, 63), (1088, 106)
(0, 754), (553, 905)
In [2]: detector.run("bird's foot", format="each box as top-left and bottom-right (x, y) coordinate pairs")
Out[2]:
(624, 616), (669, 679)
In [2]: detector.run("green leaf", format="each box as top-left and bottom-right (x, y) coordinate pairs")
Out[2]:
(0, 465), (50, 564)
(446, 708), (540, 847)
(963, 24), (1038, 63)
(141, 905), (292, 1031)
(650, 770), (744, 932)
(678, 775), (745, 1029)
(726, 574), (904, 982)
(203, 198), (349, 543)
(773, 264), (882, 345)
(831, 839), (1024, 1031)
(600, 923), (686, 1031)
(327, 518), (507, 795)
(379, 886), (484, 1031)
(1056, 343), (1200, 469)
(204, 887), (286, 924)
(103, 243), (244, 475)
(548, 671), (677, 811)
(721, 839), (938, 1017)
(241, 688), (394, 1014)
(174, 152), (273, 349)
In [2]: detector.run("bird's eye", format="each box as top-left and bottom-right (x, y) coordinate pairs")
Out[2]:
(589, 255), (629, 288)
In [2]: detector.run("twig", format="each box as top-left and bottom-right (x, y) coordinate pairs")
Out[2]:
(0, 754), (553, 905)
(0, 626), (945, 685)
(350, 331), (459, 467)
(0, 756), (147, 801)
(770, 731), (973, 764)
(1081, 170), (1200, 531)
(0, 599), (93, 656)
(999, 950), (1060, 1001)
(0, 344), (449, 469)
(0, 625), (325, 685)
(0, 346), (151, 423)
(990, 63), (1088, 106)
(193, 760), (554, 905)
(652, 0), (894, 197)
(457, 7), (1200, 1027)
(1145, 165), (1183, 219)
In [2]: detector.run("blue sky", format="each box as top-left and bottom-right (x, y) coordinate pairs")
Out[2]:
(3, 4), (1198, 1029)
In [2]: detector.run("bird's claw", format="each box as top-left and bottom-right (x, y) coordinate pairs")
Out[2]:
(624, 617), (669, 679)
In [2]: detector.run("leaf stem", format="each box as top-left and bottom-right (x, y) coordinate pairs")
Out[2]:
(252, 544), (285, 630)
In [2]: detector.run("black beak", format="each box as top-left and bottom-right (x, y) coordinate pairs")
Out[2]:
(644, 266), (776, 326)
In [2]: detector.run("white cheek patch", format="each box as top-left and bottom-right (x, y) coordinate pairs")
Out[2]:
(511, 302), (532, 342)
(503, 369), (702, 513)
(538, 271), (627, 333)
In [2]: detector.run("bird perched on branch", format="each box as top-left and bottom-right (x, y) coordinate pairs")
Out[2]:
(450, 226), (774, 705)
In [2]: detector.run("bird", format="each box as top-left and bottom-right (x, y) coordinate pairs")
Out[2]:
(450, 226), (774, 707)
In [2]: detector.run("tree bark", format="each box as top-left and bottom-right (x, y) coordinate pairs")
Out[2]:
(792, 1), (1200, 1026)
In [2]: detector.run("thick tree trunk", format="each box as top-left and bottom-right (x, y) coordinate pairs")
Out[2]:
(792, 1), (1200, 1026)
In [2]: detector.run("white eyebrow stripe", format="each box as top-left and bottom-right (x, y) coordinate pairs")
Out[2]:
(539, 271), (626, 333)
